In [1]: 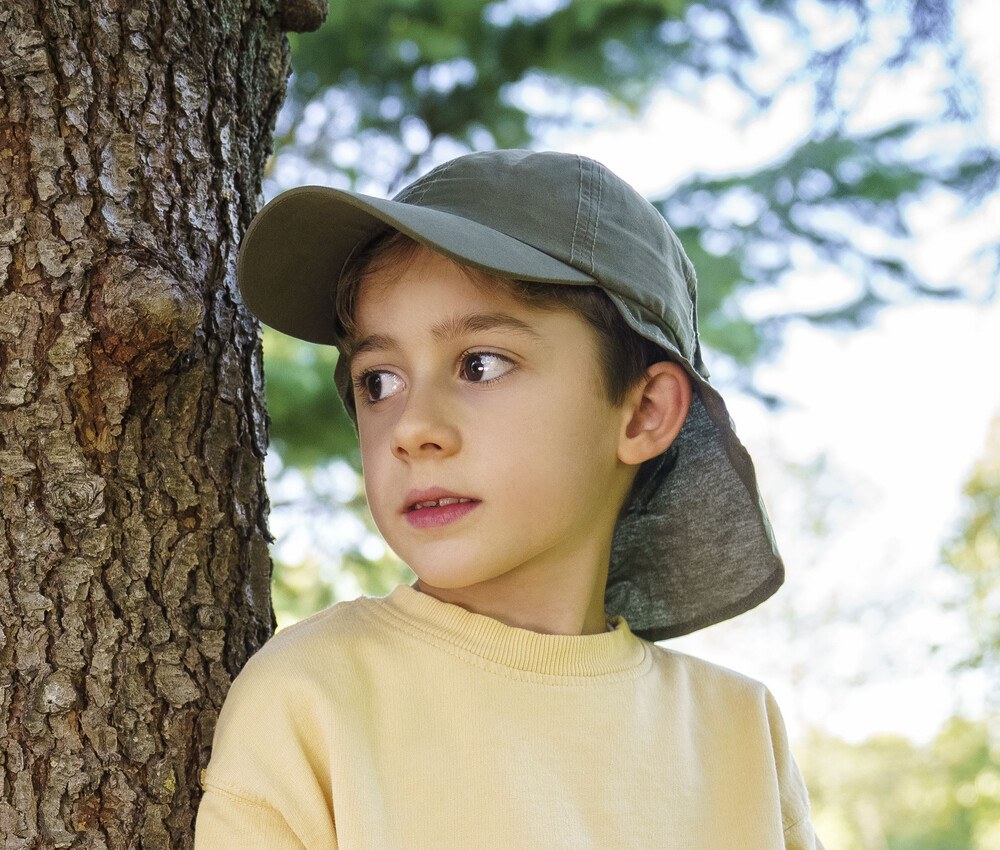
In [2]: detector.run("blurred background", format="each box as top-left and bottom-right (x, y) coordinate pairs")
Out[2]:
(257, 1), (1000, 845)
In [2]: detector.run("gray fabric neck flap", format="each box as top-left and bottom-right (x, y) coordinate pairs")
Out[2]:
(609, 395), (783, 640)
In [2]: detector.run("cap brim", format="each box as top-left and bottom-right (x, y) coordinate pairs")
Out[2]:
(237, 186), (596, 345)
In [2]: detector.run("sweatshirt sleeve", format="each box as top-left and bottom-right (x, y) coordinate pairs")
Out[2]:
(193, 644), (338, 850)
(195, 785), (311, 849)
(763, 688), (823, 850)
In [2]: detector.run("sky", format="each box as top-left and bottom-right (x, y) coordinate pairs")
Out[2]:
(267, 0), (1000, 744)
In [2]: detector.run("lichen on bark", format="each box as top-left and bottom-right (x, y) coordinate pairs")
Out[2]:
(0, 1), (289, 846)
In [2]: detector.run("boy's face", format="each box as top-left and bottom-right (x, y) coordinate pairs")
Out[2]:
(348, 246), (637, 622)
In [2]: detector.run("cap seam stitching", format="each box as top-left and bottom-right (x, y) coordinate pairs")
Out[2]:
(402, 158), (456, 205)
(570, 156), (585, 268)
(589, 161), (602, 275)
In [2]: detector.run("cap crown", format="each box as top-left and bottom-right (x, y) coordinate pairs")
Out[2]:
(395, 150), (706, 376)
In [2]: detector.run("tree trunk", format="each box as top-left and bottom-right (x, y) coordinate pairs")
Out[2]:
(0, 1), (321, 846)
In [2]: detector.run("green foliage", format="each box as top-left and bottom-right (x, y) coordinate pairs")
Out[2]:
(799, 717), (1000, 850)
(267, 461), (416, 627)
(660, 128), (990, 366)
(943, 411), (1000, 679)
(272, 556), (338, 630)
(285, 0), (704, 163)
(272, 547), (414, 629)
(262, 327), (359, 469)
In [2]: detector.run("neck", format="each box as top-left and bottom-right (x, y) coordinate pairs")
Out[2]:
(413, 551), (611, 636)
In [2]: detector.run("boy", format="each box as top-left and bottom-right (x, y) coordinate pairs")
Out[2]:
(195, 150), (823, 848)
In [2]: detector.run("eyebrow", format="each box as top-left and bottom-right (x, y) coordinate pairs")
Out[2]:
(349, 311), (542, 359)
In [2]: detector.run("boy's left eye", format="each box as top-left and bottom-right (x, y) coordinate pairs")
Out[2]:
(460, 352), (514, 383)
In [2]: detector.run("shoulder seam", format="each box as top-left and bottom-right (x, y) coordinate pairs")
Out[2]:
(202, 779), (274, 811)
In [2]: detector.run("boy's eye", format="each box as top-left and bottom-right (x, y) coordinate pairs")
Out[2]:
(358, 370), (404, 403)
(460, 352), (514, 383)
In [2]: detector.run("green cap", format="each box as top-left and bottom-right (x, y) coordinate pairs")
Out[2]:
(238, 149), (783, 641)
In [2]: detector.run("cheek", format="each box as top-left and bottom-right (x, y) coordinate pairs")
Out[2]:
(358, 426), (392, 502)
(492, 389), (618, 483)
(357, 410), (393, 458)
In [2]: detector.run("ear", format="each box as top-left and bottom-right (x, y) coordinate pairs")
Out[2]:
(617, 361), (692, 466)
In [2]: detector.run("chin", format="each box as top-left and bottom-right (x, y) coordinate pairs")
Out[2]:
(409, 561), (511, 592)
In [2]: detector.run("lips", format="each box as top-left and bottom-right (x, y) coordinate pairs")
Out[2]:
(402, 488), (480, 529)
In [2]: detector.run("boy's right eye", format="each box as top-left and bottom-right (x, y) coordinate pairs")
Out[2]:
(355, 369), (405, 404)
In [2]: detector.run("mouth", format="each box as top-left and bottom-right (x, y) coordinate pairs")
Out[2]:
(402, 488), (480, 528)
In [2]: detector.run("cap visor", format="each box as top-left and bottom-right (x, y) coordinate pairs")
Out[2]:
(238, 186), (596, 344)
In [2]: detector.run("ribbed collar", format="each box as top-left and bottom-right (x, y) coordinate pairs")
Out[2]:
(373, 584), (648, 679)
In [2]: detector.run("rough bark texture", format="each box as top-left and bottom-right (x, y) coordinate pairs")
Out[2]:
(0, 1), (301, 847)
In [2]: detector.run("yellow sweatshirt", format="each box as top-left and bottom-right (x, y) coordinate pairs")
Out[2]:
(195, 585), (822, 849)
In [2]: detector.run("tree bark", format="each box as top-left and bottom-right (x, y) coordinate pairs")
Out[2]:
(0, 2), (303, 846)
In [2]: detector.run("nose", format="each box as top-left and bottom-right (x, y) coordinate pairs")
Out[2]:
(391, 385), (460, 460)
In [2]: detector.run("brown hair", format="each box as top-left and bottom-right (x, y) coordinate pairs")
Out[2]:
(334, 231), (666, 407)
